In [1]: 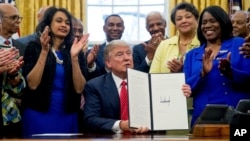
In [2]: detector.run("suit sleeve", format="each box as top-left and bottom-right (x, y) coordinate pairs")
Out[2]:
(83, 82), (117, 133)
(133, 44), (150, 73)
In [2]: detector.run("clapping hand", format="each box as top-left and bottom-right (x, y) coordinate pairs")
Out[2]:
(87, 44), (100, 68)
(167, 56), (184, 73)
(239, 34), (250, 58)
(7, 55), (24, 76)
(0, 48), (20, 74)
(218, 52), (232, 79)
(201, 48), (215, 77)
(40, 26), (51, 52)
(71, 34), (89, 58)
(144, 32), (164, 61)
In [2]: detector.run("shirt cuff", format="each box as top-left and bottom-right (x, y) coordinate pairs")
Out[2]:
(145, 56), (152, 66)
(87, 62), (96, 72)
(112, 120), (123, 134)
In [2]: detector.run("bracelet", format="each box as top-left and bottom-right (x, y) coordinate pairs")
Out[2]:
(8, 73), (19, 79)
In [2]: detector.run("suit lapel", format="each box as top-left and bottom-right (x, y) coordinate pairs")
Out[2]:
(98, 43), (106, 61)
(12, 39), (26, 56)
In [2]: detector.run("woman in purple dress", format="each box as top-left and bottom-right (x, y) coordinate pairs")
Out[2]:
(21, 7), (88, 137)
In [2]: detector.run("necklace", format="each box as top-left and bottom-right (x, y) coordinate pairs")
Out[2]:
(179, 40), (192, 46)
(51, 48), (63, 64)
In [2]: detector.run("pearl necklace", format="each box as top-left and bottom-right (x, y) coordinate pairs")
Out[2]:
(51, 48), (63, 64)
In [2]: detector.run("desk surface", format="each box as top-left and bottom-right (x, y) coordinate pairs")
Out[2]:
(1, 133), (229, 141)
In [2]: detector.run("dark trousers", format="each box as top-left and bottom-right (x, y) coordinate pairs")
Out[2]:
(1, 121), (22, 138)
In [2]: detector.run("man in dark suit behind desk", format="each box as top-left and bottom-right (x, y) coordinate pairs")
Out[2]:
(83, 40), (192, 134)
(83, 40), (149, 134)
(86, 14), (125, 80)
(133, 11), (167, 72)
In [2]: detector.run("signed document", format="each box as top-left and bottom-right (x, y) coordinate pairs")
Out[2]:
(127, 68), (188, 131)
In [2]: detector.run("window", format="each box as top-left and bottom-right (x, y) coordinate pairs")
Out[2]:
(87, 0), (167, 43)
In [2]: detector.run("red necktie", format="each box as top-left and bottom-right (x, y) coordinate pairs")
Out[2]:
(4, 40), (10, 46)
(120, 81), (128, 120)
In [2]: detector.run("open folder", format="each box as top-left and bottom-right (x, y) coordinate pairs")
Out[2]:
(127, 68), (188, 131)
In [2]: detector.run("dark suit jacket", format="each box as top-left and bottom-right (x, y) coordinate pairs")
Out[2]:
(16, 33), (37, 47)
(87, 42), (107, 80)
(12, 39), (26, 56)
(83, 72), (120, 133)
(132, 41), (150, 73)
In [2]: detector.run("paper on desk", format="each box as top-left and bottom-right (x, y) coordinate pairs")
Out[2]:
(32, 133), (83, 136)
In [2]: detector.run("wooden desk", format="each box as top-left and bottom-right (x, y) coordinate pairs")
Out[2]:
(1, 133), (229, 141)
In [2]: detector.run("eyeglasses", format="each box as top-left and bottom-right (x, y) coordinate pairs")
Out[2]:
(2, 15), (23, 22)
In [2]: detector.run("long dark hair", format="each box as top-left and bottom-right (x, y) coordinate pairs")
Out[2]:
(36, 6), (73, 48)
(197, 6), (233, 45)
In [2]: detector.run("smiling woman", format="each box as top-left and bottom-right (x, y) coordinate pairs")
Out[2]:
(21, 6), (88, 138)
(184, 5), (250, 130)
(15, 0), (85, 38)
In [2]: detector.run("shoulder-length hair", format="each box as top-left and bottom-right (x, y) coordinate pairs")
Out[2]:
(36, 6), (73, 48)
(170, 2), (199, 25)
(197, 6), (233, 45)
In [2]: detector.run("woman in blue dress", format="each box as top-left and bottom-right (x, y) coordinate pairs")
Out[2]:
(21, 7), (88, 137)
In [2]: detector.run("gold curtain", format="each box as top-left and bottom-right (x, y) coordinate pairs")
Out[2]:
(169, 0), (229, 37)
(15, 0), (87, 37)
(242, 0), (250, 10)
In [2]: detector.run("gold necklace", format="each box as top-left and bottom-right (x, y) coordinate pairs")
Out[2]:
(179, 40), (192, 46)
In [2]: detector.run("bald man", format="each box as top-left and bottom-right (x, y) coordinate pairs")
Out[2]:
(0, 3), (26, 56)
(132, 11), (167, 72)
(0, 3), (26, 138)
(17, 6), (50, 46)
(72, 17), (87, 55)
(231, 10), (250, 38)
(72, 17), (84, 41)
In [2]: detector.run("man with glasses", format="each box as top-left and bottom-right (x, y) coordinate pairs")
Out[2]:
(0, 3), (26, 138)
(0, 3), (26, 56)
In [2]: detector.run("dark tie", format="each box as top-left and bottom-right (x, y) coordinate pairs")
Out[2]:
(4, 40), (10, 46)
(120, 81), (128, 120)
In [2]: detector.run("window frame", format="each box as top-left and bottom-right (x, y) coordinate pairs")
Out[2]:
(86, 0), (169, 44)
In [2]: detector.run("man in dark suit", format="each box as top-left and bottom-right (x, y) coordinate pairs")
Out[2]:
(17, 6), (50, 47)
(87, 14), (125, 80)
(83, 40), (149, 134)
(133, 11), (167, 72)
(0, 4), (26, 56)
